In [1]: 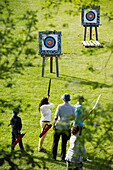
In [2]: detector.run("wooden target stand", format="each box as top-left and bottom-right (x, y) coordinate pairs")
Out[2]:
(41, 54), (59, 77)
(82, 25), (102, 47)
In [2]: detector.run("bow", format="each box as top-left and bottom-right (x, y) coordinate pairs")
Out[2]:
(84, 93), (102, 120)
(90, 93), (103, 112)
(48, 78), (51, 100)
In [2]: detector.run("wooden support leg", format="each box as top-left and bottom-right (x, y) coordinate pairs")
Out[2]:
(95, 26), (98, 41)
(90, 26), (92, 40)
(56, 56), (59, 77)
(84, 26), (87, 41)
(41, 56), (45, 77)
(50, 57), (53, 73)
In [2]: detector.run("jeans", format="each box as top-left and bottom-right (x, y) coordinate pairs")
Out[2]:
(51, 130), (68, 160)
(11, 132), (24, 152)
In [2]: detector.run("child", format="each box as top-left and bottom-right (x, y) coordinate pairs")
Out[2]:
(10, 107), (24, 152)
(65, 125), (85, 170)
(38, 97), (54, 153)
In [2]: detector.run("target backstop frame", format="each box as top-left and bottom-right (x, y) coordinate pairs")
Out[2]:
(81, 6), (100, 41)
(38, 30), (61, 77)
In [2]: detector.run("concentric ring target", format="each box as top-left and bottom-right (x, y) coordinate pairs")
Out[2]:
(86, 11), (95, 21)
(44, 36), (56, 48)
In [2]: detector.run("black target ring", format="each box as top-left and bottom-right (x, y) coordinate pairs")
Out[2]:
(44, 36), (56, 48)
(86, 11), (95, 21)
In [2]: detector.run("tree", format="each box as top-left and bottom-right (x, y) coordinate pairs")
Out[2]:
(0, 0), (38, 79)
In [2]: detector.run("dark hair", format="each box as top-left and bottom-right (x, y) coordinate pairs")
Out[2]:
(77, 96), (84, 102)
(39, 97), (49, 112)
(71, 125), (80, 135)
(13, 107), (19, 115)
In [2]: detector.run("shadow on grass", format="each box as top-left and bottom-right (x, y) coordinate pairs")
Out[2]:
(0, 144), (41, 170)
(0, 144), (65, 170)
(0, 98), (32, 115)
(0, 145), (112, 170)
(38, 150), (113, 170)
(0, 99), (14, 114)
(0, 99), (14, 108)
(83, 156), (113, 170)
(45, 73), (112, 89)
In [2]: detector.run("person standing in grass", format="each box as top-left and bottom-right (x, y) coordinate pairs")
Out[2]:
(73, 96), (85, 135)
(65, 125), (84, 170)
(73, 96), (91, 162)
(38, 97), (54, 153)
(10, 107), (24, 152)
(51, 93), (75, 161)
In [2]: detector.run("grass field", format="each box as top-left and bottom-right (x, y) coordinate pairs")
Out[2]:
(0, 0), (113, 169)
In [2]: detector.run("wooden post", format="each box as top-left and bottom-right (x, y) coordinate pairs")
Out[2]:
(90, 26), (92, 40)
(56, 56), (59, 77)
(50, 57), (53, 73)
(41, 55), (45, 77)
(84, 26), (87, 41)
(41, 55), (59, 77)
(95, 26), (98, 41)
(83, 26), (99, 42)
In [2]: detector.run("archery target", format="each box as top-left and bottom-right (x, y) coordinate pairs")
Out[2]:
(84, 9), (97, 24)
(44, 36), (56, 48)
(42, 34), (58, 51)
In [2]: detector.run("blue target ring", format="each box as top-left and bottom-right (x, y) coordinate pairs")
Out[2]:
(86, 11), (95, 21)
(44, 36), (56, 48)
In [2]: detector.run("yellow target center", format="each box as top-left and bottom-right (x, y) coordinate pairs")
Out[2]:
(89, 14), (92, 18)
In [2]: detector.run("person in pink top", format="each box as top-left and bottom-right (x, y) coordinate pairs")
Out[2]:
(38, 97), (54, 153)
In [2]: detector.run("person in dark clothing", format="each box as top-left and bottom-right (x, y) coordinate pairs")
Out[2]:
(10, 107), (24, 152)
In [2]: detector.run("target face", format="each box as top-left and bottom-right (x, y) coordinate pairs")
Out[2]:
(84, 9), (97, 24)
(42, 34), (58, 51)
(86, 11), (95, 21)
(38, 31), (61, 55)
(81, 6), (100, 26)
(44, 36), (56, 48)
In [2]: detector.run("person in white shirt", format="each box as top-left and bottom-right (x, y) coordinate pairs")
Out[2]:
(38, 97), (54, 153)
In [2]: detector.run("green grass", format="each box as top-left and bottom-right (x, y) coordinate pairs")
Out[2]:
(0, 0), (113, 169)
